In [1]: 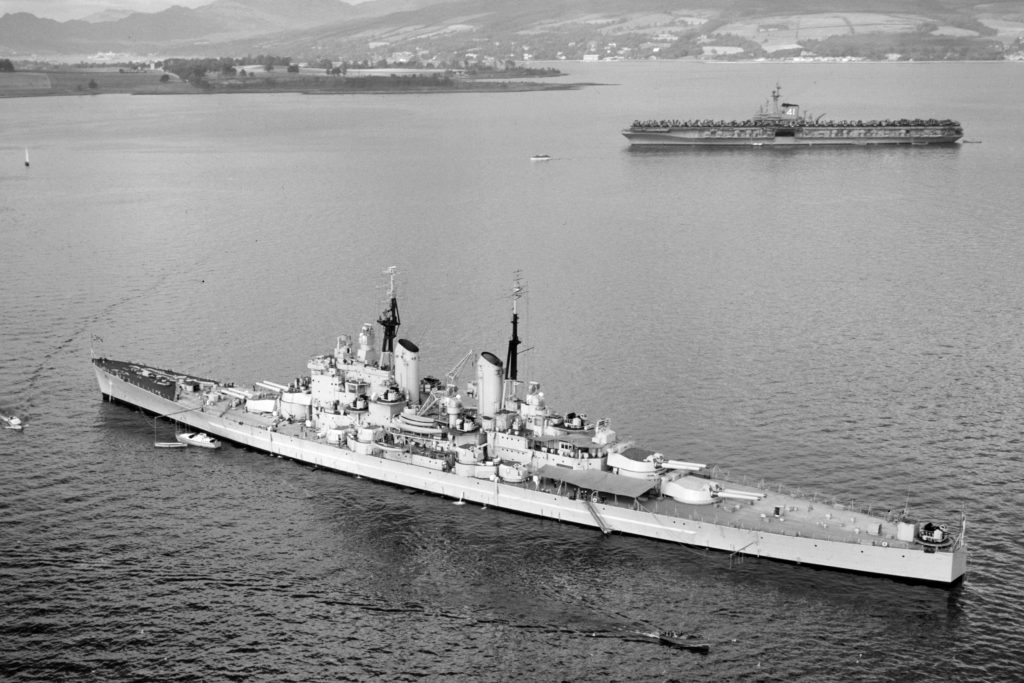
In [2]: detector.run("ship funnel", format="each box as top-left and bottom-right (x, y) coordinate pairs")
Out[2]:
(476, 352), (503, 418)
(395, 338), (420, 403)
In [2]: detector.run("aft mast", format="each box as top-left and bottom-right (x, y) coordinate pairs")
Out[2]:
(377, 266), (400, 370)
(501, 272), (526, 410)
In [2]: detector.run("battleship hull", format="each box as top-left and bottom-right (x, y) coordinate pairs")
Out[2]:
(94, 359), (967, 585)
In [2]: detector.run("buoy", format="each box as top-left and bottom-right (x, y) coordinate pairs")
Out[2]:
(24, 148), (30, 167)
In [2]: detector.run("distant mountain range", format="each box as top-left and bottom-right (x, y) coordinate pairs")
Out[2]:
(2, 0), (1021, 61)
(0, 0), (443, 55)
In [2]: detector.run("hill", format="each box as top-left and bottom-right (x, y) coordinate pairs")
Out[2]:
(1, 0), (1022, 62)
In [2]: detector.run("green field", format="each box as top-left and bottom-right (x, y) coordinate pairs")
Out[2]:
(0, 69), (193, 97)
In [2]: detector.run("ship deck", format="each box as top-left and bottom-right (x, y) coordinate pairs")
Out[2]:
(192, 396), (939, 555)
(530, 465), (926, 552)
(640, 487), (915, 551)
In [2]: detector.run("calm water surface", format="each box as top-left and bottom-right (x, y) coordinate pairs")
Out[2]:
(2, 61), (1023, 681)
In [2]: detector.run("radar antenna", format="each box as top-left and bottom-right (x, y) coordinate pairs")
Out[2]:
(377, 266), (400, 370)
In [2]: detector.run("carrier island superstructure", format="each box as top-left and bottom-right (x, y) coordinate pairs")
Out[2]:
(93, 269), (967, 585)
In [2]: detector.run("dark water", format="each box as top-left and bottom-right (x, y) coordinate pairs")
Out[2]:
(2, 61), (1023, 681)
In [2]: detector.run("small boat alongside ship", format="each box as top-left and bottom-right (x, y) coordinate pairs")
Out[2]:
(175, 432), (222, 449)
(93, 268), (967, 585)
(623, 86), (963, 147)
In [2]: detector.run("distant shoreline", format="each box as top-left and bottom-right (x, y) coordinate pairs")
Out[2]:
(0, 69), (588, 99)
(3, 59), (1018, 99)
(0, 83), (589, 99)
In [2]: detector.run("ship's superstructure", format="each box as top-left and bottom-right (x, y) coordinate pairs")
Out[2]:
(93, 269), (967, 584)
(623, 86), (964, 146)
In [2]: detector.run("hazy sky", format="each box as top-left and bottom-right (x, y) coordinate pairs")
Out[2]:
(0, 0), (371, 22)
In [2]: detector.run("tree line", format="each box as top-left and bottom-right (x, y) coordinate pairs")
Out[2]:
(158, 55), (559, 85)
(161, 56), (296, 83)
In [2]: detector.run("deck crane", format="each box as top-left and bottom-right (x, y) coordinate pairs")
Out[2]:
(417, 349), (476, 416)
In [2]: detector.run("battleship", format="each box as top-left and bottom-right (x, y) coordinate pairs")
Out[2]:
(623, 86), (963, 146)
(93, 269), (967, 584)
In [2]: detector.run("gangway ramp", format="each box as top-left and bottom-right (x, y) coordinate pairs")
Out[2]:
(584, 498), (612, 535)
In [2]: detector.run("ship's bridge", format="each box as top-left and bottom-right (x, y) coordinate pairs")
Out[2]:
(531, 432), (603, 459)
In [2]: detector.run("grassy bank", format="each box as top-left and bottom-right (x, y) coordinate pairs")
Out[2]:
(0, 68), (581, 98)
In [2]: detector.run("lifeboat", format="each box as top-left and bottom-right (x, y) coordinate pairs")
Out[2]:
(398, 410), (444, 435)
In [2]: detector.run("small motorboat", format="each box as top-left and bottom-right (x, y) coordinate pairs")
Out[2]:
(530, 154), (551, 161)
(2, 415), (23, 430)
(175, 432), (222, 449)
